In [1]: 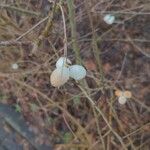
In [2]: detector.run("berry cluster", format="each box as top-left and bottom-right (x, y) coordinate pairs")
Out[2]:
(50, 57), (86, 87)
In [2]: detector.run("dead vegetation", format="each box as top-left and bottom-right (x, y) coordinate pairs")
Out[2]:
(0, 0), (150, 150)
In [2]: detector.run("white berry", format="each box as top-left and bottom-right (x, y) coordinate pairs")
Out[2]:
(50, 67), (69, 87)
(118, 96), (127, 105)
(69, 65), (86, 80)
(11, 63), (19, 70)
(56, 57), (71, 68)
(103, 14), (115, 25)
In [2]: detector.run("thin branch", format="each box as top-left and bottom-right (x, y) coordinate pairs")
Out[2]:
(78, 85), (128, 150)
(0, 40), (31, 46)
(0, 4), (40, 16)
(58, 3), (68, 57)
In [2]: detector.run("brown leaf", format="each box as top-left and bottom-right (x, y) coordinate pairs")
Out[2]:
(84, 59), (97, 71)
(103, 63), (111, 74)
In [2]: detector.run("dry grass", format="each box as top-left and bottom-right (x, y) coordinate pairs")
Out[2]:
(0, 0), (150, 150)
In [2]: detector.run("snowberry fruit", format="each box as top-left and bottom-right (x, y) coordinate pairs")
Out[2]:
(118, 96), (127, 105)
(103, 14), (115, 25)
(69, 65), (86, 80)
(124, 91), (132, 98)
(50, 67), (69, 87)
(115, 90), (132, 105)
(56, 57), (71, 68)
(11, 63), (19, 70)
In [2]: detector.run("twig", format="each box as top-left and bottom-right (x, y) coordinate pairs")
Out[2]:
(0, 40), (31, 46)
(114, 53), (127, 85)
(123, 122), (150, 139)
(107, 92), (137, 150)
(62, 114), (78, 139)
(137, 139), (150, 150)
(16, 16), (49, 41)
(127, 36), (150, 58)
(0, 16), (49, 47)
(67, 0), (80, 63)
(58, 3), (68, 57)
(92, 106), (106, 150)
(93, 10), (150, 15)
(0, 4), (40, 16)
(96, 7), (146, 43)
(132, 97), (150, 112)
(96, 38), (150, 43)
(78, 85), (128, 150)
(0, 72), (91, 146)
(31, 1), (58, 54)
(85, 1), (104, 83)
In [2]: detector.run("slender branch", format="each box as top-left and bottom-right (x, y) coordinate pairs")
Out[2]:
(67, 0), (80, 63)
(0, 40), (31, 46)
(78, 85), (128, 150)
(58, 3), (68, 57)
(0, 4), (40, 16)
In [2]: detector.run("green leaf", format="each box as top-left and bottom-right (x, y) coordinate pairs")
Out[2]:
(14, 104), (21, 113)
(63, 132), (73, 143)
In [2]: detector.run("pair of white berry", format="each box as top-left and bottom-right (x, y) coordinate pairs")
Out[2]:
(50, 57), (86, 87)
